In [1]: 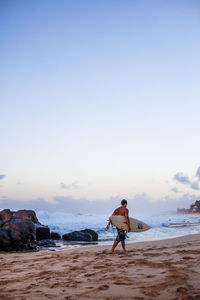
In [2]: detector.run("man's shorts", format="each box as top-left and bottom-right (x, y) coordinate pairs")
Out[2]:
(116, 229), (126, 242)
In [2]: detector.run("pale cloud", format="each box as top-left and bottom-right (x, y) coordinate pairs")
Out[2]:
(195, 166), (200, 181)
(173, 167), (200, 191)
(173, 172), (190, 185)
(190, 182), (200, 191)
(171, 187), (180, 193)
(60, 181), (80, 190)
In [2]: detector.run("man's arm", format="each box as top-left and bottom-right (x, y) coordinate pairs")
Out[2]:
(125, 209), (130, 232)
(106, 220), (111, 230)
(106, 209), (117, 230)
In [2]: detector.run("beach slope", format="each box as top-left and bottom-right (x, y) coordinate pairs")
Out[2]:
(0, 234), (200, 299)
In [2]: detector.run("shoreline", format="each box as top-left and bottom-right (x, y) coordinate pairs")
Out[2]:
(61, 232), (200, 253)
(1, 233), (200, 299)
(50, 231), (200, 252)
(1, 232), (200, 253)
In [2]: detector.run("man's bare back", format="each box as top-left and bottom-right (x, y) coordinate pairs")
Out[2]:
(113, 206), (129, 216)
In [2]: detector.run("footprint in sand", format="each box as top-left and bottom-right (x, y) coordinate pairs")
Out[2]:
(69, 266), (79, 271)
(176, 286), (188, 295)
(98, 284), (109, 290)
(146, 275), (155, 278)
(113, 281), (133, 286)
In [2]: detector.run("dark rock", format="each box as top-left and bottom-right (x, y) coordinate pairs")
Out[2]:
(62, 229), (98, 242)
(50, 232), (61, 240)
(0, 228), (12, 250)
(13, 210), (40, 224)
(80, 229), (98, 241)
(35, 224), (50, 240)
(0, 209), (52, 251)
(63, 231), (92, 241)
(37, 240), (56, 247)
(0, 220), (6, 227)
(0, 209), (13, 221)
(2, 219), (36, 251)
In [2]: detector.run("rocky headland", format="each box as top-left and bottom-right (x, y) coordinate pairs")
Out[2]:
(177, 200), (200, 214)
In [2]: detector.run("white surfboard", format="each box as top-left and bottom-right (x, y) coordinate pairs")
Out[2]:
(109, 215), (152, 232)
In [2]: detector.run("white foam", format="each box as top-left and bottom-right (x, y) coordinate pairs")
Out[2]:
(37, 210), (200, 243)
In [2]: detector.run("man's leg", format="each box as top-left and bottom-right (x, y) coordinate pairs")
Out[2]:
(110, 240), (119, 254)
(121, 240), (126, 253)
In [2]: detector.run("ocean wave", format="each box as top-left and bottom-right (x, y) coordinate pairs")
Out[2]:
(37, 210), (200, 243)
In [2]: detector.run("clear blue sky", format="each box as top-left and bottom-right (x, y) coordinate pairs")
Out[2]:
(1, 0), (200, 210)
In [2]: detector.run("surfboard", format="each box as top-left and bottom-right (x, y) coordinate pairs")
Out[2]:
(109, 215), (152, 232)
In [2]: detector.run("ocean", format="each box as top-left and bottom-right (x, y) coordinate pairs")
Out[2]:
(37, 211), (200, 250)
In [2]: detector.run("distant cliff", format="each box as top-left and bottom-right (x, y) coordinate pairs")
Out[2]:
(177, 200), (200, 214)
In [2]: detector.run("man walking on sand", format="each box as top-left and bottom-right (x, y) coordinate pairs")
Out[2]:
(106, 199), (130, 254)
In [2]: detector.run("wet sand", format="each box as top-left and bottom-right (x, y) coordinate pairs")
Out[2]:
(0, 234), (200, 299)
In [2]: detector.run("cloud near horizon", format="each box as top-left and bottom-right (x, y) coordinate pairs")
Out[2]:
(173, 167), (200, 191)
(60, 181), (80, 190)
(171, 187), (180, 193)
(196, 166), (200, 181)
(0, 193), (199, 215)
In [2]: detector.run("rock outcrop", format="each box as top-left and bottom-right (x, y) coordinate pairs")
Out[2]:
(177, 200), (200, 214)
(63, 228), (98, 242)
(50, 232), (61, 240)
(0, 209), (99, 251)
(0, 209), (51, 251)
(0, 228), (11, 250)
(12, 210), (40, 224)
(35, 224), (51, 240)
(80, 229), (98, 241)
(0, 209), (13, 221)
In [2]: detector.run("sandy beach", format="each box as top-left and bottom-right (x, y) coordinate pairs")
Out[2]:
(0, 234), (200, 300)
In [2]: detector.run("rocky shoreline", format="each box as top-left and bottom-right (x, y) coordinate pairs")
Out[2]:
(177, 200), (200, 214)
(0, 209), (98, 251)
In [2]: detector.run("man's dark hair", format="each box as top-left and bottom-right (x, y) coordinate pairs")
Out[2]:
(121, 199), (127, 205)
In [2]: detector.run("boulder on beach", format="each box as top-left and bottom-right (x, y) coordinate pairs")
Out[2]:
(0, 209), (13, 222)
(2, 218), (36, 251)
(50, 232), (61, 240)
(0, 228), (12, 250)
(0, 209), (99, 251)
(62, 229), (98, 242)
(0, 209), (51, 251)
(80, 229), (98, 241)
(35, 224), (51, 240)
(2, 219), (36, 241)
(12, 210), (40, 224)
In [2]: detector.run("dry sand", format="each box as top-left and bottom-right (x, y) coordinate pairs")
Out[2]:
(0, 234), (200, 300)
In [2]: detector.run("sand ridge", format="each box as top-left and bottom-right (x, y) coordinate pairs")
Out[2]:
(0, 234), (200, 299)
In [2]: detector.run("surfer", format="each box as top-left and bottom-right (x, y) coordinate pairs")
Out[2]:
(106, 199), (130, 254)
